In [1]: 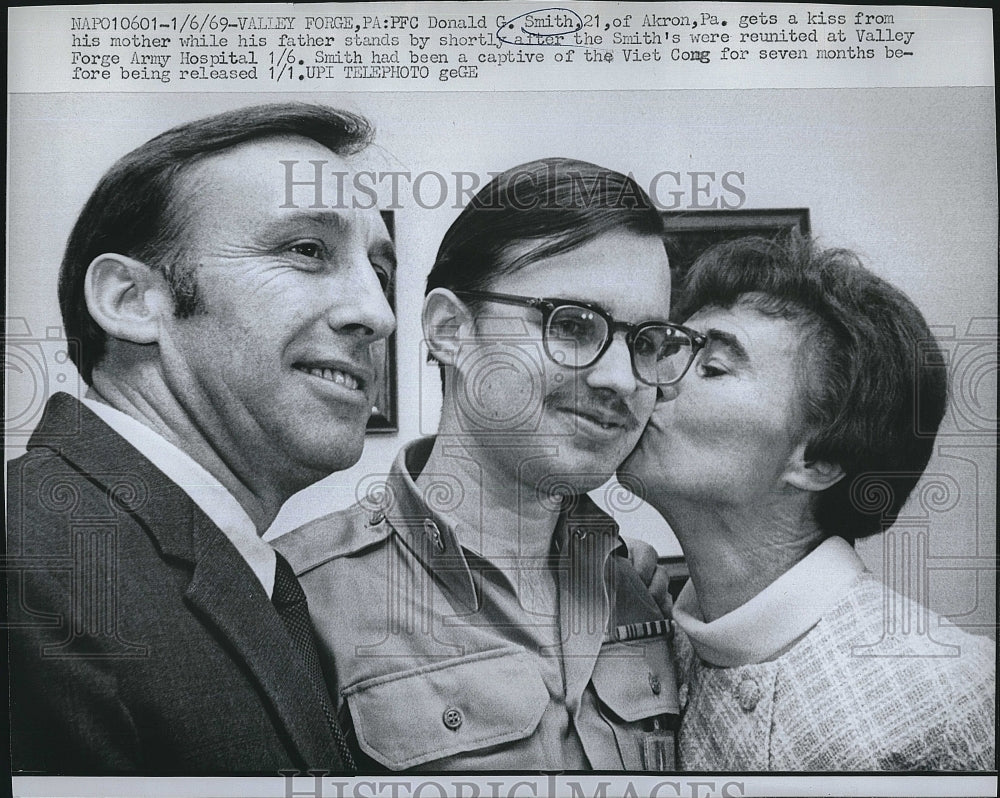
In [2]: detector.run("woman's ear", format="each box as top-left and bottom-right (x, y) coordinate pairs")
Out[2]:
(422, 288), (475, 368)
(84, 254), (171, 345)
(783, 441), (845, 492)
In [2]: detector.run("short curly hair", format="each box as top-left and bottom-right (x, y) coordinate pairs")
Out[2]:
(676, 235), (948, 541)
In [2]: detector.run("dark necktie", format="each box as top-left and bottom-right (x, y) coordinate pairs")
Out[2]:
(272, 551), (355, 771)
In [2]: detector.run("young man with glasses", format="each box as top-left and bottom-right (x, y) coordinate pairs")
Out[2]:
(277, 158), (697, 771)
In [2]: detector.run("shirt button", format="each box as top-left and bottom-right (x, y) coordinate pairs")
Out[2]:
(648, 672), (661, 695)
(442, 706), (463, 730)
(678, 683), (689, 709)
(737, 678), (761, 711)
(424, 518), (445, 552)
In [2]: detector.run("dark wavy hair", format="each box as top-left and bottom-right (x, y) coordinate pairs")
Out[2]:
(59, 102), (374, 384)
(676, 234), (948, 541)
(426, 157), (665, 295)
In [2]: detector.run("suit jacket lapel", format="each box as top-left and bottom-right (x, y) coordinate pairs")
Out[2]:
(30, 393), (340, 767)
(185, 521), (340, 767)
(30, 392), (198, 563)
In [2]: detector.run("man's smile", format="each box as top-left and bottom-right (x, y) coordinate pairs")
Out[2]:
(293, 358), (373, 399)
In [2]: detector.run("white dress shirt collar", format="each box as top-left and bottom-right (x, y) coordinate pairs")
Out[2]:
(81, 396), (275, 597)
(673, 536), (866, 667)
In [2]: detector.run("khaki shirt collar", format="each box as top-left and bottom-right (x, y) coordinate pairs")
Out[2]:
(372, 437), (622, 613)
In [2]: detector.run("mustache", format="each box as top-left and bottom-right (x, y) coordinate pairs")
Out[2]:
(546, 385), (641, 430)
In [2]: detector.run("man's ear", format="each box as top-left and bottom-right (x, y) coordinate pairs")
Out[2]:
(84, 254), (171, 345)
(783, 442), (845, 492)
(422, 288), (475, 367)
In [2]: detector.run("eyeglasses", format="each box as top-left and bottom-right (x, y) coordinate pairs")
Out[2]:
(453, 290), (706, 387)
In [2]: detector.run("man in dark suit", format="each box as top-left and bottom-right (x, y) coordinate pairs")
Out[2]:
(7, 103), (396, 773)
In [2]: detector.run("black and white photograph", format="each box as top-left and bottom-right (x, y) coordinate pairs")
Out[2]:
(5, 4), (996, 798)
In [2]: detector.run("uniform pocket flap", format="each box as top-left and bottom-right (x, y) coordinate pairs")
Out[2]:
(343, 647), (549, 770)
(591, 639), (680, 721)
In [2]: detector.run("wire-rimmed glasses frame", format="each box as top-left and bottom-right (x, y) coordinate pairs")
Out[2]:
(451, 289), (707, 387)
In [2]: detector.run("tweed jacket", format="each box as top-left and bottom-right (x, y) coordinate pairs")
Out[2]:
(277, 437), (680, 772)
(675, 564), (996, 771)
(7, 393), (347, 773)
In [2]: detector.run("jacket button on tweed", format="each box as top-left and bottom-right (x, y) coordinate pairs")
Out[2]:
(736, 678), (761, 711)
(424, 518), (446, 552)
(678, 683), (689, 709)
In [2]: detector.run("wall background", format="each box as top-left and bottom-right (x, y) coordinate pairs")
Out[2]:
(7, 88), (996, 633)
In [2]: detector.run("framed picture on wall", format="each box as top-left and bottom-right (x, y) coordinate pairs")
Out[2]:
(662, 208), (811, 309)
(367, 211), (398, 433)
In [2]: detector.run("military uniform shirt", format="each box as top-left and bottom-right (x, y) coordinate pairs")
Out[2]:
(276, 437), (679, 771)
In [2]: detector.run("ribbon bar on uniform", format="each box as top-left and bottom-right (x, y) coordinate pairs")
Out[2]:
(606, 618), (672, 643)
